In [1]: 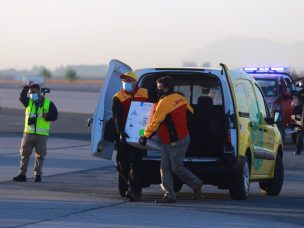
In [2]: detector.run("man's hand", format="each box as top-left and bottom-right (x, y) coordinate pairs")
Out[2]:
(42, 113), (48, 118)
(119, 132), (129, 143)
(139, 136), (147, 146)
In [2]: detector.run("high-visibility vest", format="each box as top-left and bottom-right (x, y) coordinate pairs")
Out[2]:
(24, 98), (51, 136)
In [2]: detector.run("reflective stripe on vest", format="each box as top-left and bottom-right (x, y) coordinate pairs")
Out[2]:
(24, 98), (51, 136)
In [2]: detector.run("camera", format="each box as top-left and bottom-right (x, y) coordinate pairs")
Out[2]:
(28, 117), (37, 125)
(41, 88), (50, 94)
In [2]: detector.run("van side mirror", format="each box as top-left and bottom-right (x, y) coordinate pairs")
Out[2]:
(273, 110), (283, 123)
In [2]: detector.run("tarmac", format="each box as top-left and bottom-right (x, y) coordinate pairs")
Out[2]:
(1, 132), (303, 228)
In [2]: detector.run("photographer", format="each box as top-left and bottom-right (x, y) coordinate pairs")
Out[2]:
(13, 81), (58, 182)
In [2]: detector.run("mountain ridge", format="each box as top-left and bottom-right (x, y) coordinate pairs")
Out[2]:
(185, 36), (304, 71)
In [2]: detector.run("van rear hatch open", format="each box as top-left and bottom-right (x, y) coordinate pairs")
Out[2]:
(138, 70), (236, 161)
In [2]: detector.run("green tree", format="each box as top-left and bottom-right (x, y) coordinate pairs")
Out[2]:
(40, 66), (52, 79)
(65, 68), (79, 82)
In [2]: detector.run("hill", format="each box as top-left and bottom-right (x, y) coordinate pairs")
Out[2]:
(184, 36), (304, 71)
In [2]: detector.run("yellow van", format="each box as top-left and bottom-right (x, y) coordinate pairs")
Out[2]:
(91, 60), (284, 200)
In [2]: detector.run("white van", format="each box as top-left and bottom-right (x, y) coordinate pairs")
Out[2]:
(91, 59), (284, 200)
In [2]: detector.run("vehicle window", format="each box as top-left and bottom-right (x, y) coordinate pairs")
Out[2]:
(278, 79), (283, 93)
(175, 83), (223, 105)
(284, 77), (296, 92)
(255, 79), (277, 97)
(209, 87), (223, 105)
(254, 84), (268, 119)
(175, 85), (191, 101)
(241, 80), (260, 123)
(234, 82), (249, 113)
(192, 85), (204, 104)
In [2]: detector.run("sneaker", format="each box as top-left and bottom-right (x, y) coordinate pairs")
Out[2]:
(154, 195), (176, 203)
(294, 152), (301, 155)
(193, 180), (203, 199)
(125, 190), (140, 202)
(13, 174), (27, 182)
(34, 175), (41, 182)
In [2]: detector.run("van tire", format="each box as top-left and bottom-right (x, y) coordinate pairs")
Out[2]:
(117, 173), (128, 197)
(229, 156), (250, 200)
(259, 153), (284, 196)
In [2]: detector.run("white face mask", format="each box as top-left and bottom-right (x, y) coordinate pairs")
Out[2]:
(122, 82), (133, 92)
(30, 93), (39, 101)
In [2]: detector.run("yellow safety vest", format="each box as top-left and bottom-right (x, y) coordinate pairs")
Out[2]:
(24, 98), (51, 136)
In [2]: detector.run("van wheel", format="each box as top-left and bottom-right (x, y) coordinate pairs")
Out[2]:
(259, 153), (284, 196)
(229, 156), (250, 200)
(117, 173), (128, 197)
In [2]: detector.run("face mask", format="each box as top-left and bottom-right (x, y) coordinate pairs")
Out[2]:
(30, 93), (39, 101)
(122, 82), (133, 92)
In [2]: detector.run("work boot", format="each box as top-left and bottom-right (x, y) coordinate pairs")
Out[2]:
(13, 174), (27, 182)
(125, 190), (140, 202)
(192, 180), (203, 200)
(154, 195), (176, 203)
(35, 175), (41, 182)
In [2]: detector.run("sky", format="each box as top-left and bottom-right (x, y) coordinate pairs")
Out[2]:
(0, 0), (303, 70)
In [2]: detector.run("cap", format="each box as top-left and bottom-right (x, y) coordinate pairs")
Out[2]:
(120, 71), (137, 81)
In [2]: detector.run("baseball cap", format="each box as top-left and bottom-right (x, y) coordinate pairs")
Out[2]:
(120, 71), (137, 81)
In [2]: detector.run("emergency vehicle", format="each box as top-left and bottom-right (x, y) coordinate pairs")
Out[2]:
(241, 67), (297, 141)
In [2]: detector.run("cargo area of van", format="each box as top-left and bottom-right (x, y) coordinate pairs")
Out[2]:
(139, 72), (228, 159)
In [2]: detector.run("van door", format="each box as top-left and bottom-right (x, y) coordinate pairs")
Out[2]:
(253, 83), (276, 174)
(241, 80), (267, 176)
(91, 59), (132, 159)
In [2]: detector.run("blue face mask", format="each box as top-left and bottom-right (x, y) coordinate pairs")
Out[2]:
(30, 93), (39, 101)
(122, 82), (133, 92)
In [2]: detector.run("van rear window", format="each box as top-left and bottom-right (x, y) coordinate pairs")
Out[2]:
(175, 84), (223, 105)
(139, 73), (223, 106)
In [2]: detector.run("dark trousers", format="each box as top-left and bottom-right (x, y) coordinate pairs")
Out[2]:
(116, 142), (143, 194)
(296, 129), (304, 154)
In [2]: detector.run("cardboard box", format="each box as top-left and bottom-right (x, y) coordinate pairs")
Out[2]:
(125, 101), (161, 150)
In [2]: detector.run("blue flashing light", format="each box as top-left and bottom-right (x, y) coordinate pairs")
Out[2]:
(241, 67), (288, 72)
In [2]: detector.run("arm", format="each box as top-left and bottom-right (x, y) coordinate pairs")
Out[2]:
(112, 96), (124, 134)
(187, 102), (194, 114)
(144, 101), (168, 138)
(44, 101), (58, 121)
(19, 86), (30, 108)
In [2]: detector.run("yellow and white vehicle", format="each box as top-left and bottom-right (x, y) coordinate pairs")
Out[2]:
(91, 60), (284, 200)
